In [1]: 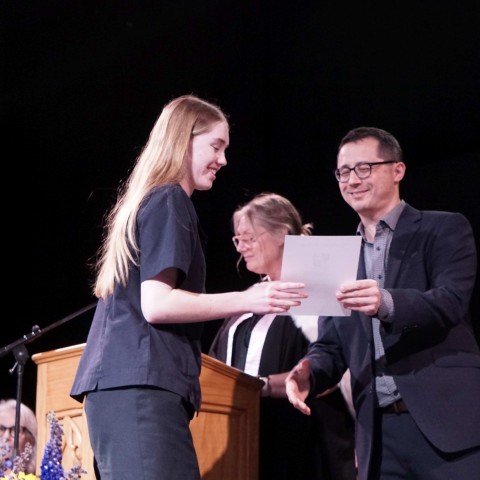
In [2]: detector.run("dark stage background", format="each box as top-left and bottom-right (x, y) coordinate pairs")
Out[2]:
(1, 1), (479, 412)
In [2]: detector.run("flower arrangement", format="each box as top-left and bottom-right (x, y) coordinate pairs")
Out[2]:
(0, 411), (86, 480)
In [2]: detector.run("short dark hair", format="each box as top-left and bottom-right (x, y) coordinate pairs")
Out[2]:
(339, 127), (403, 163)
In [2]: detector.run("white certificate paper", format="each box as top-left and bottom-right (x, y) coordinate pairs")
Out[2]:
(280, 235), (362, 316)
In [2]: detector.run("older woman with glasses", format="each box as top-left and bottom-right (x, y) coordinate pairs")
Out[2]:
(0, 399), (37, 475)
(209, 192), (357, 480)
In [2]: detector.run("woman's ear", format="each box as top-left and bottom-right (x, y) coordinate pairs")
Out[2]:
(277, 227), (289, 247)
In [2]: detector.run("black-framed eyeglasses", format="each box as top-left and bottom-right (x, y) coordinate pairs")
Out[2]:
(0, 424), (33, 438)
(334, 160), (397, 183)
(232, 231), (267, 248)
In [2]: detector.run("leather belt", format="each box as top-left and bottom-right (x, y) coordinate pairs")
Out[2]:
(380, 399), (409, 414)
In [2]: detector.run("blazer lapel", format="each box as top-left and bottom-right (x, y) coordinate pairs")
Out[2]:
(385, 204), (422, 288)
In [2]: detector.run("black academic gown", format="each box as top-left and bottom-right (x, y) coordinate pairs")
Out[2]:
(209, 314), (356, 480)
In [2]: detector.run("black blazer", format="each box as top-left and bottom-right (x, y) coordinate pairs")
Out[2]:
(306, 204), (480, 480)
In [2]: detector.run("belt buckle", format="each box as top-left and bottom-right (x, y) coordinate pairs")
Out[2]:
(391, 400), (401, 414)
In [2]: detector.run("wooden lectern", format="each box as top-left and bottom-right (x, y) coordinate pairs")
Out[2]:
(32, 344), (262, 480)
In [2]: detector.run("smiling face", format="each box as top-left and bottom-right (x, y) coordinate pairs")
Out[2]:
(337, 136), (406, 223)
(233, 214), (286, 280)
(181, 121), (229, 195)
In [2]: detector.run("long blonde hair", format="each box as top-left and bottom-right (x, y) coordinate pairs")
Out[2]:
(94, 94), (228, 299)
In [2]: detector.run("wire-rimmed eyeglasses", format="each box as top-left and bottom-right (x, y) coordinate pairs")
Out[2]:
(334, 160), (397, 183)
(0, 424), (33, 438)
(232, 231), (267, 248)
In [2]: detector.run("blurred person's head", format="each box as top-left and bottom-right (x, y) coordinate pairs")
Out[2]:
(0, 399), (37, 474)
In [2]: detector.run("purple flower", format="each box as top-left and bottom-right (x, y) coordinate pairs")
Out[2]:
(39, 412), (86, 480)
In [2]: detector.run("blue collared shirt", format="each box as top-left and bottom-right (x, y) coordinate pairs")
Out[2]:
(358, 200), (405, 408)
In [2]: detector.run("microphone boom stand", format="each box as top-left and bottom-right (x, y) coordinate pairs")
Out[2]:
(1, 301), (97, 462)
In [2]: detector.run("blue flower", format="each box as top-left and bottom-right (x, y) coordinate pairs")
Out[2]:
(39, 412), (86, 480)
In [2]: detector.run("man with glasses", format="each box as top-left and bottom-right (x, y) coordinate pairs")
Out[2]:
(286, 126), (480, 479)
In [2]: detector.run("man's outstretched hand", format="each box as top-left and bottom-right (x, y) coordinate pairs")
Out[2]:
(285, 358), (312, 415)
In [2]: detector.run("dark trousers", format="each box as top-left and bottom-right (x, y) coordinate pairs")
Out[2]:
(259, 389), (356, 480)
(370, 411), (480, 479)
(310, 389), (357, 480)
(85, 386), (200, 480)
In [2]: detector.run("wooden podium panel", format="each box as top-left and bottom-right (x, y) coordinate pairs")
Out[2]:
(191, 354), (261, 479)
(32, 345), (93, 477)
(32, 344), (262, 480)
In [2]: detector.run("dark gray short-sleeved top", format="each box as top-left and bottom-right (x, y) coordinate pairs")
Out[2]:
(70, 184), (206, 411)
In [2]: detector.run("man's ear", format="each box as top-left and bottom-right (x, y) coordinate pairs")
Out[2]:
(394, 161), (406, 182)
